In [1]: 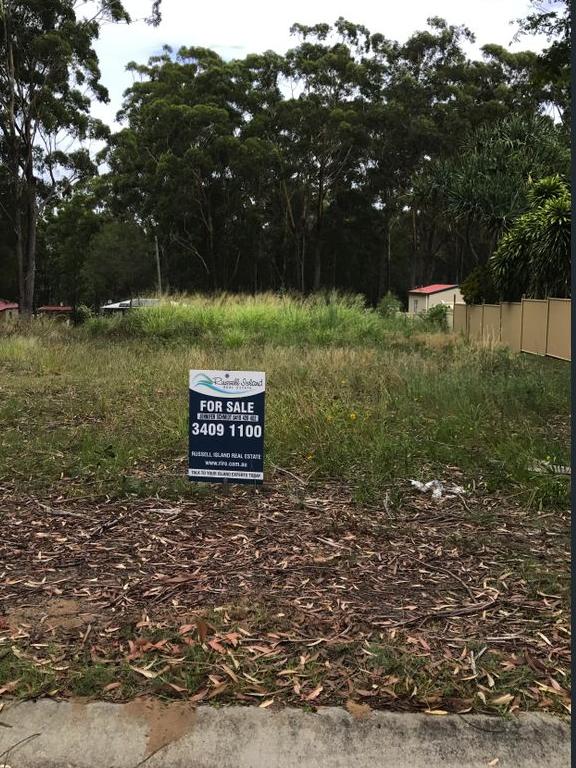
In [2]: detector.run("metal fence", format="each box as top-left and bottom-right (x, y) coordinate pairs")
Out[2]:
(453, 298), (570, 361)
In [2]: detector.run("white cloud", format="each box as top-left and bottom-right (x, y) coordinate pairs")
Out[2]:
(91, 0), (548, 128)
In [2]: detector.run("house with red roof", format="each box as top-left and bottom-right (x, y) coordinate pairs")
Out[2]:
(408, 284), (463, 315)
(0, 300), (19, 320)
(37, 305), (73, 318)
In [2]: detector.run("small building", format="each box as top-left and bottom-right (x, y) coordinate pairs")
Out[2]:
(408, 284), (463, 314)
(0, 300), (19, 320)
(37, 305), (73, 319)
(101, 297), (161, 313)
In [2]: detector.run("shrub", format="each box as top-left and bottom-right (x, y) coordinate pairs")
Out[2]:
(377, 292), (402, 318)
(71, 304), (93, 325)
(422, 303), (449, 331)
(461, 265), (499, 305)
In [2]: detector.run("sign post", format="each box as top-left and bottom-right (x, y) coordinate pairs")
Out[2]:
(188, 370), (265, 484)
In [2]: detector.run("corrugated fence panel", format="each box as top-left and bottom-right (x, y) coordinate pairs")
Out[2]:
(500, 303), (522, 352)
(546, 299), (571, 361)
(468, 305), (483, 340)
(521, 300), (548, 356)
(453, 304), (467, 334)
(482, 305), (500, 343)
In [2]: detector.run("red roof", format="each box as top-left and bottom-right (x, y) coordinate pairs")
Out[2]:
(0, 301), (18, 312)
(409, 284), (458, 295)
(37, 305), (73, 312)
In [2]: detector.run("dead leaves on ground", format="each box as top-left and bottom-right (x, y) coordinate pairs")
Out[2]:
(0, 482), (570, 714)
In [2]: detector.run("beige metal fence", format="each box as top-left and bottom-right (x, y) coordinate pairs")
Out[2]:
(453, 298), (571, 361)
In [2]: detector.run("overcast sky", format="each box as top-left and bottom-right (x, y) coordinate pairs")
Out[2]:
(91, 0), (547, 128)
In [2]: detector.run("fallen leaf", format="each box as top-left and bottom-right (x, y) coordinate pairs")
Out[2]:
(220, 664), (239, 683)
(305, 685), (323, 701)
(207, 683), (228, 700)
(425, 709), (448, 716)
(487, 759), (499, 767)
(102, 682), (121, 692)
(259, 699), (275, 708)
(491, 693), (514, 707)
(0, 681), (19, 696)
(190, 688), (208, 702)
(208, 639), (226, 654)
(167, 683), (188, 693)
(196, 620), (209, 643)
(129, 664), (166, 679)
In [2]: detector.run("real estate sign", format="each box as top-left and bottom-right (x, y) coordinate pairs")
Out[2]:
(188, 370), (265, 484)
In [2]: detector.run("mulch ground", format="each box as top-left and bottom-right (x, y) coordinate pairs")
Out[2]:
(0, 476), (570, 715)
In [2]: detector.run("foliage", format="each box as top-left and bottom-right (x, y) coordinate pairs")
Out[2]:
(460, 265), (499, 305)
(81, 220), (155, 307)
(83, 292), (415, 346)
(377, 292), (402, 318)
(97, 17), (559, 303)
(0, 0), (162, 313)
(516, 0), (571, 124)
(0, 12), (569, 307)
(490, 176), (571, 299)
(412, 115), (569, 275)
(71, 304), (93, 325)
(422, 303), (449, 331)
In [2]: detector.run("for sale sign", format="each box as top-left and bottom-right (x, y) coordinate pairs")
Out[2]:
(188, 370), (265, 484)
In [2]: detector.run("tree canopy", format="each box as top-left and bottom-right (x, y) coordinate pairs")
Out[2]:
(0, 8), (570, 309)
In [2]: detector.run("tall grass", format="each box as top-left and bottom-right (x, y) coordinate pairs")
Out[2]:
(82, 292), (433, 345)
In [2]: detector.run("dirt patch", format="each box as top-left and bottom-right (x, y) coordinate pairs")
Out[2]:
(6, 598), (96, 631)
(124, 696), (197, 755)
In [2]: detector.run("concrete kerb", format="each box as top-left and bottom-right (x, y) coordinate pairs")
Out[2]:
(0, 699), (570, 768)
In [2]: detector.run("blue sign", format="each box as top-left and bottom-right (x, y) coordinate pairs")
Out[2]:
(188, 370), (265, 484)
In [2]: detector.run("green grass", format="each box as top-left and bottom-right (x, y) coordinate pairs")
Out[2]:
(81, 292), (435, 346)
(0, 294), (570, 508)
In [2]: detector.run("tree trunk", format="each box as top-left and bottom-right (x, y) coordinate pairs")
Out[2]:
(312, 239), (322, 292)
(18, 145), (37, 316)
(410, 207), (420, 287)
(377, 220), (391, 300)
(312, 165), (325, 292)
(22, 186), (37, 315)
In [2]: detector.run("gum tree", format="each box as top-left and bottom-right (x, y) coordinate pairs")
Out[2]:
(0, 0), (160, 314)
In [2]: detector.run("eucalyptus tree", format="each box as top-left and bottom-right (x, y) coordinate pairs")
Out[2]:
(277, 19), (374, 291)
(516, 0), (570, 124)
(0, 0), (161, 313)
(107, 45), (265, 291)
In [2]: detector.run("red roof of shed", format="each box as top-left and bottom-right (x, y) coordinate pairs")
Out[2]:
(409, 284), (458, 295)
(0, 301), (18, 311)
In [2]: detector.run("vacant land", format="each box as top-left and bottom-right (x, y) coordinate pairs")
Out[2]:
(0, 296), (570, 715)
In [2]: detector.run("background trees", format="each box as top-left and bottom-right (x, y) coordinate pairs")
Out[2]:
(0, 8), (570, 309)
(0, 0), (161, 314)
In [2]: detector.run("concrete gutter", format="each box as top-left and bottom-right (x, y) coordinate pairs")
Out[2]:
(0, 699), (569, 768)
